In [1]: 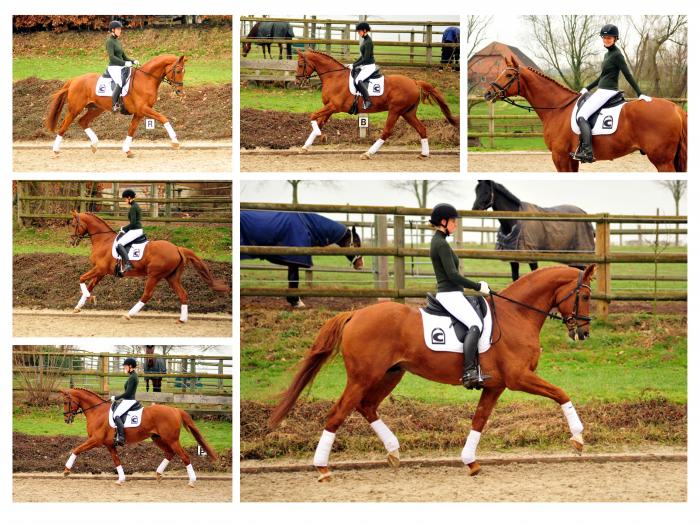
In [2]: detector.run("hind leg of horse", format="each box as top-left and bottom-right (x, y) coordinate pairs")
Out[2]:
(401, 108), (430, 158)
(141, 107), (180, 149)
(301, 105), (336, 151)
(356, 369), (406, 468)
(286, 265), (304, 308)
(63, 437), (101, 476)
(85, 275), (104, 307)
(528, 262), (538, 273)
(462, 386), (505, 476)
(77, 106), (105, 153)
(166, 273), (189, 323)
(123, 276), (159, 320)
(362, 111), (400, 159)
(74, 267), (104, 312)
(52, 110), (82, 154)
(151, 436), (175, 481)
(169, 440), (197, 487)
(510, 262), (519, 281)
(119, 115), (142, 157)
(106, 445), (127, 485)
(508, 371), (585, 453)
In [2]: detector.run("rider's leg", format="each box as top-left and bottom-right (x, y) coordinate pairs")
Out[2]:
(462, 325), (490, 389)
(575, 117), (595, 162)
(355, 80), (372, 110)
(573, 88), (618, 162)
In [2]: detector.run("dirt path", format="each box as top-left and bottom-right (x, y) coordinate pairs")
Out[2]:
(13, 141), (231, 172)
(241, 149), (459, 172)
(13, 473), (232, 502)
(241, 454), (686, 502)
(468, 151), (655, 172)
(13, 309), (231, 337)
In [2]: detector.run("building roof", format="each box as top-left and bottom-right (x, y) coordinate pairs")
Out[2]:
(468, 41), (540, 71)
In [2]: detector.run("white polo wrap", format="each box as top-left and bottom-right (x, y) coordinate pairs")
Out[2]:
(313, 430), (336, 467)
(128, 301), (145, 317)
(561, 401), (584, 435)
(116, 465), (125, 481)
(460, 430), (481, 465)
(370, 419), (400, 452)
(186, 463), (196, 481)
(367, 138), (385, 155)
(156, 458), (170, 474)
(65, 453), (77, 469)
(420, 138), (429, 156)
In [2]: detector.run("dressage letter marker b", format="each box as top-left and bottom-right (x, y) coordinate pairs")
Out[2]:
(145, 119), (155, 130)
(358, 114), (369, 138)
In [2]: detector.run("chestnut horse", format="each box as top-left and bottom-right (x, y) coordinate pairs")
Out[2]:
(270, 265), (596, 481)
(46, 54), (187, 157)
(295, 49), (459, 159)
(483, 55), (687, 172)
(69, 211), (229, 322)
(60, 388), (216, 486)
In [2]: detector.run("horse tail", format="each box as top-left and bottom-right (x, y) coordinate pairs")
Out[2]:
(177, 247), (229, 293)
(179, 409), (217, 461)
(674, 107), (687, 172)
(416, 80), (459, 128)
(46, 80), (71, 133)
(268, 311), (354, 429)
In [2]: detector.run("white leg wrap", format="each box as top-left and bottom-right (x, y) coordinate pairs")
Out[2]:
(164, 122), (178, 142)
(460, 430), (481, 465)
(180, 304), (188, 322)
(122, 136), (133, 153)
(367, 138), (385, 155)
(53, 135), (63, 153)
(561, 401), (584, 435)
(76, 295), (88, 309)
(80, 282), (91, 297)
(303, 120), (322, 148)
(84, 127), (98, 145)
(370, 419), (400, 453)
(116, 465), (125, 481)
(186, 463), (196, 482)
(156, 458), (170, 474)
(128, 301), (145, 317)
(420, 137), (429, 156)
(313, 430), (336, 467)
(65, 453), (77, 469)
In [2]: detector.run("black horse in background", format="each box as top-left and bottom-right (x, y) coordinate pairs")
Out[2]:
(241, 211), (363, 307)
(472, 180), (595, 281)
(144, 345), (166, 393)
(242, 21), (295, 59)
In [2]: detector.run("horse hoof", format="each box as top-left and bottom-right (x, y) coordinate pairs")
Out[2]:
(52, 152), (61, 158)
(468, 461), (481, 476)
(176, 319), (186, 324)
(570, 433), (584, 455)
(171, 142), (180, 150)
(387, 450), (400, 469)
(63, 468), (71, 477)
(73, 308), (81, 314)
(317, 467), (332, 482)
(123, 315), (131, 321)
(125, 151), (134, 158)
(156, 472), (163, 482)
(188, 480), (196, 488)
(114, 479), (125, 486)
(299, 147), (310, 154)
(319, 134), (328, 144)
(417, 154), (429, 160)
(90, 144), (97, 154)
(291, 300), (305, 308)
(360, 153), (372, 160)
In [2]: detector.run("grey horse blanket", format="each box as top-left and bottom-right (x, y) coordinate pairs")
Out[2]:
(496, 202), (595, 252)
(241, 211), (347, 268)
(258, 21), (294, 39)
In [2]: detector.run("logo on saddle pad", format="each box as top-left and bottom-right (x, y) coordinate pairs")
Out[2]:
(108, 406), (144, 429)
(111, 239), (149, 261)
(96, 71), (133, 98)
(431, 327), (446, 345)
(419, 307), (493, 354)
(348, 75), (385, 97)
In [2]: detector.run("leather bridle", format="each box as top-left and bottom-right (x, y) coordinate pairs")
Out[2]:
(296, 53), (349, 87)
(487, 66), (578, 112)
(70, 214), (115, 246)
(62, 392), (107, 424)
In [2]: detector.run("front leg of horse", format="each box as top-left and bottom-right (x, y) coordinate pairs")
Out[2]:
(63, 438), (100, 476)
(362, 111), (400, 159)
(142, 108), (180, 149)
(462, 386), (504, 476)
(74, 269), (102, 313)
(123, 276), (159, 320)
(301, 106), (336, 152)
(106, 445), (127, 485)
(122, 115), (142, 158)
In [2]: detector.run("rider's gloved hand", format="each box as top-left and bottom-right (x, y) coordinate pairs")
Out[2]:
(639, 94), (652, 102)
(119, 228), (125, 234)
(133, 60), (140, 66)
(110, 396), (116, 402)
(579, 88), (588, 94)
(478, 281), (491, 295)
(125, 61), (133, 67)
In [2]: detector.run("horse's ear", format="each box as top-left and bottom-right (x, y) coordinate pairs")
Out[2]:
(583, 264), (597, 282)
(179, 55), (187, 64)
(510, 54), (520, 68)
(296, 48), (303, 56)
(71, 210), (77, 217)
(504, 55), (513, 67)
(352, 225), (357, 233)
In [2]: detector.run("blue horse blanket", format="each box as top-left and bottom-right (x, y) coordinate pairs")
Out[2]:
(241, 211), (347, 268)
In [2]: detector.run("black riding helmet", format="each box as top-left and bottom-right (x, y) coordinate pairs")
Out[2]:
(356, 22), (371, 32)
(121, 189), (136, 199)
(109, 20), (123, 31)
(600, 24), (619, 38)
(430, 203), (459, 227)
(122, 357), (138, 368)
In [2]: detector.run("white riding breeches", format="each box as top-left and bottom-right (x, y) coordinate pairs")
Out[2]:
(117, 228), (144, 246)
(435, 291), (484, 331)
(113, 398), (137, 419)
(107, 66), (127, 87)
(355, 63), (377, 83)
(577, 88), (619, 120)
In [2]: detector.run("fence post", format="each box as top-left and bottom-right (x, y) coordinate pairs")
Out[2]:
(112, 182), (119, 215)
(165, 182), (172, 218)
(425, 23), (433, 65)
(217, 358), (224, 394)
(410, 30), (415, 64)
(342, 24), (350, 58)
(79, 182), (86, 213)
(99, 353), (109, 394)
(394, 214), (405, 302)
(150, 183), (158, 217)
(17, 181), (23, 228)
(488, 102), (495, 148)
(325, 23), (332, 53)
(189, 358), (197, 393)
(305, 269), (314, 288)
(180, 358), (187, 392)
(375, 214), (388, 291)
(595, 215), (611, 320)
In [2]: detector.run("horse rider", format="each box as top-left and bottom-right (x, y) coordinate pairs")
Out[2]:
(572, 23), (651, 163)
(116, 189), (143, 274)
(429, 204), (492, 390)
(352, 22), (376, 110)
(110, 357), (139, 447)
(106, 20), (140, 112)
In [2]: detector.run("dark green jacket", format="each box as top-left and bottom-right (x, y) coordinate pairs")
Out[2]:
(585, 44), (642, 96)
(106, 35), (132, 66)
(430, 230), (479, 293)
(124, 202), (142, 232)
(115, 371), (138, 401)
(353, 34), (375, 68)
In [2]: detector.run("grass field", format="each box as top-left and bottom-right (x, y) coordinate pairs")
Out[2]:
(468, 100), (547, 151)
(14, 223), (232, 263)
(13, 406), (231, 451)
(13, 27), (232, 85)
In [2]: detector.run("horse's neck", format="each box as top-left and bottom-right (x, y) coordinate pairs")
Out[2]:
(505, 271), (567, 318)
(73, 390), (107, 420)
(139, 59), (168, 87)
(84, 217), (116, 249)
(519, 69), (575, 122)
(336, 228), (350, 247)
(310, 54), (347, 82)
(493, 191), (519, 230)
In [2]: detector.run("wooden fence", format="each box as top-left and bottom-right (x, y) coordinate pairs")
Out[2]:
(240, 203), (688, 320)
(15, 181), (232, 227)
(468, 96), (688, 147)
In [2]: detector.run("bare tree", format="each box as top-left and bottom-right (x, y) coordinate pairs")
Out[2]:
(523, 15), (602, 90)
(389, 181), (450, 243)
(465, 15), (493, 60)
(656, 180), (687, 246)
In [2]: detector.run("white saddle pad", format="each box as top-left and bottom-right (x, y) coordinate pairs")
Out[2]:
(111, 240), (148, 261)
(571, 99), (626, 135)
(96, 72), (133, 98)
(349, 75), (385, 97)
(419, 305), (492, 354)
(108, 406), (143, 428)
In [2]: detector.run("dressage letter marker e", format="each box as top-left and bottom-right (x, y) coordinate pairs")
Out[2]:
(145, 119), (155, 130)
(358, 114), (369, 138)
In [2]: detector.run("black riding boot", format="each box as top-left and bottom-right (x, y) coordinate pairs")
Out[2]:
(462, 326), (491, 390)
(116, 244), (133, 274)
(572, 117), (595, 163)
(355, 80), (373, 109)
(111, 84), (122, 113)
(114, 415), (126, 446)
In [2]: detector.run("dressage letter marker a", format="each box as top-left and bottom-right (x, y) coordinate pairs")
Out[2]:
(145, 119), (155, 130)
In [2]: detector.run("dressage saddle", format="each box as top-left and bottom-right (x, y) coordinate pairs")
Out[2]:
(111, 401), (143, 424)
(423, 293), (488, 343)
(576, 90), (626, 128)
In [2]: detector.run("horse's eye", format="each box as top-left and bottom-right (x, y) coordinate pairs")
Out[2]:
(582, 295), (590, 302)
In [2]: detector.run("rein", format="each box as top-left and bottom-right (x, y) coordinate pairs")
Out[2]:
(296, 53), (349, 85)
(134, 61), (184, 88)
(489, 67), (578, 112)
(71, 214), (116, 245)
(63, 393), (109, 420)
